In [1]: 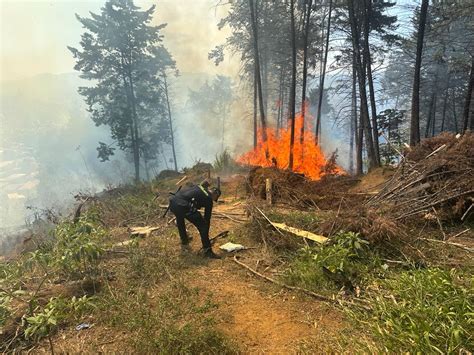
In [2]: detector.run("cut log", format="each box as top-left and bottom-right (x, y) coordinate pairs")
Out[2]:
(270, 222), (328, 243)
(176, 175), (188, 186)
(129, 226), (160, 238)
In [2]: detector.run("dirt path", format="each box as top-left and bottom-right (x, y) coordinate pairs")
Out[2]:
(183, 201), (345, 353)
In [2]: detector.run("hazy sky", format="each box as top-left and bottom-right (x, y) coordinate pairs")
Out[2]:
(0, 0), (238, 81)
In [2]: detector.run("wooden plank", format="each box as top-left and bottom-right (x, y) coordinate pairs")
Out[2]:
(270, 222), (328, 243)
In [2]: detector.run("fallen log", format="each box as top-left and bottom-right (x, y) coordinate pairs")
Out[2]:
(270, 222), (328, 244)
(129, 226), (160, 238)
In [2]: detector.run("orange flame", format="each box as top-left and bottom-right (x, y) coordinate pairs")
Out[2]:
(237, 112), (341, 180)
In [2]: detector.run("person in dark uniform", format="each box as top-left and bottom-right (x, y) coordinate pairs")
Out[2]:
(169, 182), (221, 259)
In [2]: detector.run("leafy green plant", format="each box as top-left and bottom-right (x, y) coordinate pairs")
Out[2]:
(0, 292), (12, 327)
(24, 295), (95, 340)
(284, 231), (377, 292)
(352, 268), (473, 353)
(31, 215), (106, 280)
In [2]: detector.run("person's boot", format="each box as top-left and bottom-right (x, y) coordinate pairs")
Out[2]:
(203, 248), (221, 259)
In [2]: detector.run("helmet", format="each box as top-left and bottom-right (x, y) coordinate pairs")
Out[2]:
(210, 187), (221, 201)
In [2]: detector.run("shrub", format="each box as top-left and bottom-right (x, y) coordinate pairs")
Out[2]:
(30, 215), (106, 280)
(24, 295), (95, 340)
(284, 231), (377, 293)
(213, 149), (238, 173)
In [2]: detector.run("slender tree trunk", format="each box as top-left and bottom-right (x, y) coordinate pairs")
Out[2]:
(441, 89), (448, 132)
(143, 158), (150, 181)
(253, 65), (258, 148)
(128, 73), (141, 183)
(349, 70), (355, 174)
(425, 91), (436, 138)
(348, 0), (377, 170)
(315, 0), (332, 143)
(125, 50), (142, 183)
(263, 48), (269, 120)
(363, 0), (380, 165)
(120, 54), (140, 183)
(452, 88), (459, 133)
(431, 94), (437, 136)
(288, 0), (297, 170)
(281, 85), (287, 132)
(277, 68), (284, 134)
(249, 0), (268, 142)
(300, 0), (313, 146)
(410, 0), (429, 146)
(163, 73), (178, 172)
(353, 52), (362, 175)
(462, 55), (474, 132)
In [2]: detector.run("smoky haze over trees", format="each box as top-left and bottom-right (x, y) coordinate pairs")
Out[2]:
(68, 0), (177, 182)
(211, 0), (474, 173)
(1, 0), (474, 232)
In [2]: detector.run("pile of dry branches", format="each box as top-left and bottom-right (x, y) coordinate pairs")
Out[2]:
(367, 132), (474, 221)
(246, 167), (360, 209)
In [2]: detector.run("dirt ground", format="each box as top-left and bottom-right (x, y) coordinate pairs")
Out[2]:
(185, 201), (345, 353)
(29, 192), (347, 354)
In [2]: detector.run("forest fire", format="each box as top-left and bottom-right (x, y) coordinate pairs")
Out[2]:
(237, 113), (342, 180)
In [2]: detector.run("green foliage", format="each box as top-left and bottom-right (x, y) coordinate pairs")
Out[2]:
(352, 268), (473, 353)
(69, 0), (175, 180)
(213, 149), (238, 172)
(0, 293), (11, 327)
(30, 215), (106, 280)
(0, 260), (30, 327)
(377, 109), (407, 165)
(284, 231), (377, 292)
(24, 295), (95, 340)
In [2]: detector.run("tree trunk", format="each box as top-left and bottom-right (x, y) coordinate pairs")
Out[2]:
(315, 0), (332, 143)
(347, 0), (377, 170)
(441, 88), (448, 132)
(349, 70), (355, 174)
(128, 73), (141, 183)
(288, 0), (297, 171)
(300, 0), (313, 146)
(410, 0), (429, 146)
(249, 0), (268, 142)
(253, 65), (258, 148)
(120, 54), (140, 183)
(462, 55), (474, 132)
(451, 88), (459, 133)
(163, 73), (178, 172)
(431, 94), (437, 136)
(363, 0), (380, 165)
(353, 51), (362, 175)
(277, 68), (284, 134)
(425, 91), (436, 138)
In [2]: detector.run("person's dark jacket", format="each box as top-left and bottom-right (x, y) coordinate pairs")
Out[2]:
(171, 185), (213, 225)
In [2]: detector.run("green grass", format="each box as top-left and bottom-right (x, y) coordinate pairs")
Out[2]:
(350, 268), (474, 353)
(96, 276), (236, 354)
(281, 230), (473, 353)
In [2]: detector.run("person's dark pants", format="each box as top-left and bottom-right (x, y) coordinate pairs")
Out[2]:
(169, 202), (211, 250)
